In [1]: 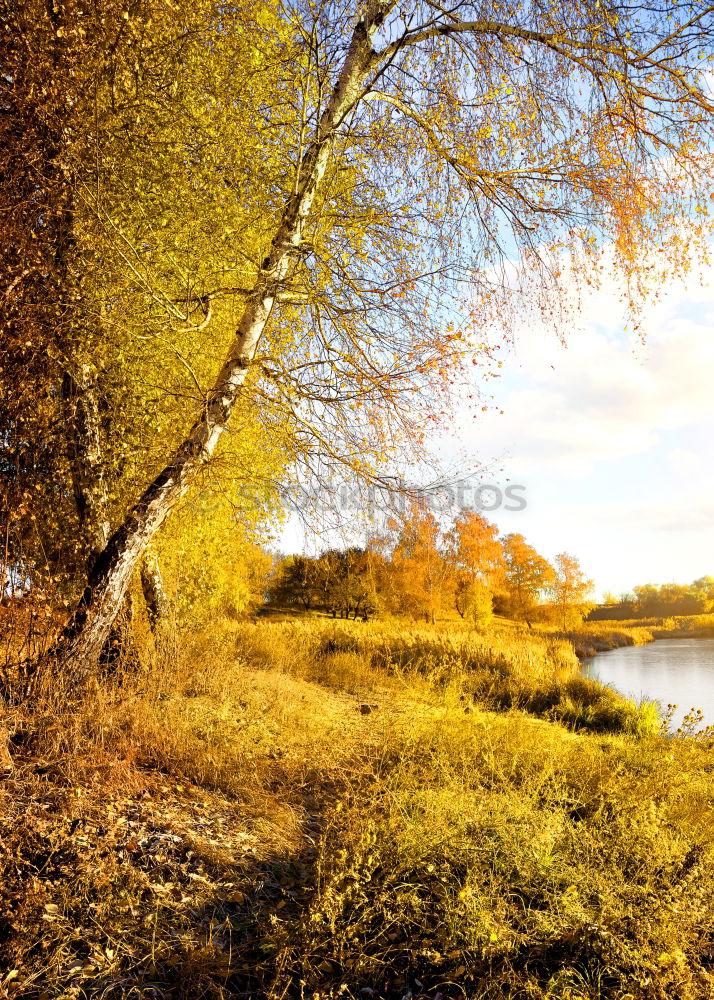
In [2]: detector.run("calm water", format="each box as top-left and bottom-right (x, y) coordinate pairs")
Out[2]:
(583, 638), (714, 730)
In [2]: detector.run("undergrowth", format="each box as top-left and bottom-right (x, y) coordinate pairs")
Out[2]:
(1, 617), (712, 999)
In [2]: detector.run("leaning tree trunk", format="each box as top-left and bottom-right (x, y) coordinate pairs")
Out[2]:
(51, 6), (391, 676)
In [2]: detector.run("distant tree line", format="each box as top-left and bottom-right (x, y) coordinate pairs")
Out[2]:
(591, 579), (714, 621)
(267, 503), (594, 628)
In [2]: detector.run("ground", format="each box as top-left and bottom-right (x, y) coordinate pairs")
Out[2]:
(1, 618), (714, 999)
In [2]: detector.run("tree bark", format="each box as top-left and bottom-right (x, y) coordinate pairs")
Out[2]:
(140, 553), (169, 632)
(51, 5), (392, 675)
(62, 364), (111, 568)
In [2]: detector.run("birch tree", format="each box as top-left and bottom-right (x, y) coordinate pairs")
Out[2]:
(7, 0), (714, 672)
(499, 533), (555, 627)
(445, 512), (505, 618)
(386, 503), (452, 622)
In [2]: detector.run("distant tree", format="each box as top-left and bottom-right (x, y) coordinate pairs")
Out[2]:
(631, 582), (707, 618)
(550, 552), (595, 630)
(387, 503), (451, 623)
(313, 551), (341, 615)
(349, 549), (382, 621)
(617, 593), (638, 619)
(317, 548), (380, 620)
(498, 534), (554, 628)
(456, 579), (494, 631)
(692, 577), (714, 611)
(445, 512), (504, 619)
(661, 583), (707, 616)
(587, 594), (628, 621)
(632, 584), (659, 617)
(270, 555), (321, 612)
(591, 577), (714, 621)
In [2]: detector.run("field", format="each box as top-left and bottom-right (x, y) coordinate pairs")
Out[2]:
(1, 618), (714, 999)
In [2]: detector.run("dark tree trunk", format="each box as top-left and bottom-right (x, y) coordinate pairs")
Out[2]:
(140, 554), (169, 632)
(61, 366), (110, 569)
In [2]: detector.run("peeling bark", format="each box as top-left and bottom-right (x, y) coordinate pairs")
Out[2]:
(62, 363), (142, 671)
(99, 593), (139, 674)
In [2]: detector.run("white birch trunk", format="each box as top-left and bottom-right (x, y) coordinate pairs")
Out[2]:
(53, 6), (391, 673)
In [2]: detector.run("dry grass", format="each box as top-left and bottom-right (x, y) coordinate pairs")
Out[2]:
(1, 617), (712, 999)
(228, 619), (659, 735)
(547, 624), (654, 658)
(546, 614), (714, 659)
(585, 614), (714, 638)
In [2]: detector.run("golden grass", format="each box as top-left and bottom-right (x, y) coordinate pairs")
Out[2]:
(540, 622), (655, 658)
(551, 614), (714, 658)
(588, 613), (714, 636)
(1, 617), (712, 999)
(229, 618), (660, 735)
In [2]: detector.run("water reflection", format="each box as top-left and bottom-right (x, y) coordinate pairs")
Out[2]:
(583, 638), (714, 731)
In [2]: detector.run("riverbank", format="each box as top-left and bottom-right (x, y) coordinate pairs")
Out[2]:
(551, 624), (655, 658)
(583, 635), (714, 735)
(549, 613), (714, 659)
(2, 618), (714, 999)
(653, 625), (714, 639)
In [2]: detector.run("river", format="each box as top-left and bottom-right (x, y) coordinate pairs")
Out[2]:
(583, 637), (714, 731)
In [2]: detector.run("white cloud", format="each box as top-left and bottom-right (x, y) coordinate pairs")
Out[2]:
(440, 254), (714, 592)
(668, 448), (705, 476)
(455, 271), (714, 479)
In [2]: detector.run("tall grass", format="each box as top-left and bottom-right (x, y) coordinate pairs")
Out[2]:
(2, 616), (708, 1000)
(232, 619), (660, 736)
(590, 613), (714, 636)
(544, 623), (655, 658)
(266, 708), (714, 1000)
